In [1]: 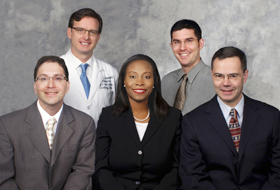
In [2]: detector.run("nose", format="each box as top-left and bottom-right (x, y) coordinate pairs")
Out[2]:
(222, 77), (231, 86)
(83, 31), (90, 39)
(47, 77), (55, 87)
(135, 77), (144, 86)
(180, 41), (187, 50)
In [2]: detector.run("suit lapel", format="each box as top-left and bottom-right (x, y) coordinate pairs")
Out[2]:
(206, 97), (237, 155)
(238, 95), (260, 158)
(25, 102), (51, 163)
(51, 105), (74, 166)
(121, 109), (142, 149)
(141, 110), (163, 146)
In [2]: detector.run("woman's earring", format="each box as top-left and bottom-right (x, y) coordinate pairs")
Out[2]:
(124, 85), (126, 87)
(153, 86), (154, 88)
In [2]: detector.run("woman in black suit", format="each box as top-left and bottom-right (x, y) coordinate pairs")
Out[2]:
(94, 54), (182, 190)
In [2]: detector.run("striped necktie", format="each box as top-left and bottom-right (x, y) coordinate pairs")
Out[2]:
(229, 108), (241, 152)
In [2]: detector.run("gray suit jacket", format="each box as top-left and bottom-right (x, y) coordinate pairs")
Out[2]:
(0, 102), (96, 190)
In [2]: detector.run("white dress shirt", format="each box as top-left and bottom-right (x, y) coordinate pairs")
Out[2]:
(37, 100), (63, 135)
(217, 95), (244, 127)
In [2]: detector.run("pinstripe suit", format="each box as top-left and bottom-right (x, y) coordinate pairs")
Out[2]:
(0, 101), (96, 190)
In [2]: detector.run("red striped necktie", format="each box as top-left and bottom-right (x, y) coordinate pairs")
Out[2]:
(229, 108), (241, 152)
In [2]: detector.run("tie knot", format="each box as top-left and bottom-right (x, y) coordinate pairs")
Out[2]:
(229, 108), (238, 119)
(80, 63), (89, 73)
(47, 117), (57, 128)
(182, 74), (187, 81)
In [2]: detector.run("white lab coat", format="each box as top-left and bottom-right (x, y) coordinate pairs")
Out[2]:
(61, 49), (119, 127)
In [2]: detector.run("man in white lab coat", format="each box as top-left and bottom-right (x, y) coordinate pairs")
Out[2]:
(61, 8), (118, 127)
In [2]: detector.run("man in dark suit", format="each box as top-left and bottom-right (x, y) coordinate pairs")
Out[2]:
(0, 56), (95, 190)
(179, 46), (280, 190)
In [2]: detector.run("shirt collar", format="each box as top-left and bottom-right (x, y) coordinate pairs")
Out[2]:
(217, 94), (244, 120)
(37, 100), (63, 127)
(70, 50), (94, 70)
(177, 59), (204, 83)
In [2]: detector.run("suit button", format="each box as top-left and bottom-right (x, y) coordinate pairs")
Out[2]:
(135, 181), (140, 185)
(87, 106), (90, 110)
(138, 150), (142, 155)
(238, 186), (243, 189)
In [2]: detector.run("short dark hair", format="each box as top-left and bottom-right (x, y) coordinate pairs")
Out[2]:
(114, 54), (169, 120)
(211, 46), (247, 72)
(170, 19), (202, 41)
(68, 8), (103, 34)
(34, 56), (69, 81)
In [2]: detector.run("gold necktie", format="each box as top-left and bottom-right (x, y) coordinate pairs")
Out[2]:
(46, 117), (56, 150)
(173, 74), (188, 110)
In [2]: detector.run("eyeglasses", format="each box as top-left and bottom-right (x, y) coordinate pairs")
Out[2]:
(71, 27), (99, 36)
(212, 73), (243, 81)
(35, 75), (68, 83)
(172, 38), (197, 47)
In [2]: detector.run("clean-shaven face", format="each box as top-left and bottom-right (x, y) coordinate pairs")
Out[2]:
(211, 56), (248, 107)
(124, 60), (154, 105)
(171, 28), (204, 70)
(34, 62), (70, 112)
(67, 16), (100, 59)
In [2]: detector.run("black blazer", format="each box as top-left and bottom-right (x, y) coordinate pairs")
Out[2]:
(95, 105), (182, 190)
(179, 95), (280, 190)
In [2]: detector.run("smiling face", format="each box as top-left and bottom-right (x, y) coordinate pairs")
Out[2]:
(211, 56), (248, 107)
(34, 62), (70, 114)
(67, 16), (100, 62)
(171, 28), (204, 72)
(124, 60), (154, 105)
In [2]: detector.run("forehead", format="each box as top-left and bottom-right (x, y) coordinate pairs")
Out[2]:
(37, 62), (64, 75)
(126, 60), (153, 73)
(212, 57), (242, 73)
(73, 16), (99, 29)
(172, 28), (196, 40)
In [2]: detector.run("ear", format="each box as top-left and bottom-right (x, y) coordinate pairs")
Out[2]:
(66, 81), (70, 94)
(243, 70), (249, 83)
(96, 34), (101, 43)
(34, 82), (38, 95)
(198, 38), (204, 50)
(67, 28), (72, 39)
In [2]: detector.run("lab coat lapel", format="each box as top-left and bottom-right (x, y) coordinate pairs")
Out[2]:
(67, 53), (88, 100)
(88, 57), (103, 102)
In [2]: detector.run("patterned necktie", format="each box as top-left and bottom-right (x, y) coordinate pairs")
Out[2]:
(229, 108), (241, 152)
(46, 117), (56, 150)
(80, 63), (91, 99)
(173, 74), (188, 110)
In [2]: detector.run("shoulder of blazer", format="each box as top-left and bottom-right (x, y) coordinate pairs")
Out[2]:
(243, 94), (279, 114)
(167, 106), (182, 119)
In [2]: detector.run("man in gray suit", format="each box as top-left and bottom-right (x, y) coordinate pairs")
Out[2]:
(0, 56), (95, 190)
(162, 19), (215, 115)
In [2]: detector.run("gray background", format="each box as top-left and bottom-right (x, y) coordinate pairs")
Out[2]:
(0, 0), (279, 115)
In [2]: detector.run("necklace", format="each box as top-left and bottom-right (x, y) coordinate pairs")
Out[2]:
(133, 109), (150, 122)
